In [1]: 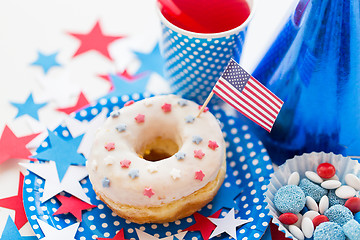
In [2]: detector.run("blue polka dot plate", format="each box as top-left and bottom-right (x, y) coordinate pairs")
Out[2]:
(23, 93), (273, 240)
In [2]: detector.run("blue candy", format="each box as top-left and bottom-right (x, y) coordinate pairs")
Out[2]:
(299, 178), (328, 202)
(328, 189), (346, 207)
(274, 185), (306, 214)
(324, 204), (354, 227)
(313, 222), (345, 240)
(343, 219), (360, 240)
(355, 212), (360, 223)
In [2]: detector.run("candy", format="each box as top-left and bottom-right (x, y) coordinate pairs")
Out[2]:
(344, 197), (360, 214)
(278, 212), (298, 225)
(301, 217), (314, 238)
(324, 204), (354, 227)
(335, 185), (356, 199)
(328, 189), (346, 207)
(321, 180), (341, 190)
(274, 185), (306, 214)
(343, 219), (360, 240)
(312, 215), (329, 228)
(344, 173), (360, 191)
(313, 222), (345, 240)
(303, 210), (320, 220)
(306, 196), (319, 212)
(305, 171), (323, 184)
(294, 213), (303, 228)
(289, 225), (304, 240)
(319, 195), (329, 214)
(299, 178), (328, 202)
(288, 172), (300, 185)
(317, 163), (336, 179)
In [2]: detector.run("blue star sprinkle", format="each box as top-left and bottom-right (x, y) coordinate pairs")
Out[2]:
(110, 110), (121, 118)
(175, 152), (186, 160)
(133, 42), (165, 77)
(178, 99), (188, 107)
(104, 73), (150, 98)
(185, 115), (195, 123)
(115, 124), (127, 132)
(102, 177), (110, 188)
(10, 93), (47, 121)
(32, 130), (86, 181)
(0, 216), (37, 240)
(210, 183), (243, 213)
(129, 169), (139, 179)
(30, 51), (61, 74)
(192, 135), (203, 145)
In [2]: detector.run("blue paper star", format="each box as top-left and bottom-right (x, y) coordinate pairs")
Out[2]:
(0, 216), (37, 240)
(31, 51), (61, 74)
(133, 43), (165, 77)
(210, 184), (243, 213)
(192, 135), (203, 145)
(10, 93), (47, 121)
(175, 152), (186, 160)
(105, 73), (150, 98)
(33, 130), (86, 181)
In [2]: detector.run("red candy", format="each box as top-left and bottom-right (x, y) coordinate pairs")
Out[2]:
(312, 215), (329, 228)
(278, 213), (298, 225)
(345, 197), (360, 213)
(317, 163), (336, 179)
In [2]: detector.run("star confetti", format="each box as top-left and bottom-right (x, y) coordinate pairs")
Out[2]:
(53, 195), (96, 221)
(97, 229), (129, 240)
(32, 130), (86, 181)
(184, 210), (222, 240)
(37, 218), (80, 240)
(10, 93), (47, 121)
(104, 73), (150, 98)
(30, 51), (61, 74)
(56, 92), (90, 114)
(0, 173), (28, 229)
(98, 70), (145, 91)
(0, 125), (39, 164)
(194, 150), (205, 159)
(194, 170), (205, 181)
(210, 184), (242, 213)
(143, 187), (154, 198)
(68, 20), (124, 61)
(208, 208), (251, 240)
(133, 43), (165, 77)
(135, 229), (187, 240)
(0, 216), (37, 240)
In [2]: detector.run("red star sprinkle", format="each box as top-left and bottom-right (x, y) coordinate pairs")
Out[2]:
(97, 228), (129, 240)
(124, 100), (135, 107)
(208, 140), (219, 150)
(198, 105), (209, 112)
(120, 159), (131, 168)
(184, 210), (222, 240)
(143, 187), (155, 198)
(53, 195), (97, 221)
(161, 103), (172, 113)
(0, 172), (28, 229)
(56, 92), (90, 114)
(68, 20), (125, 61)
(195, 170), (205, 181)
(0, 125), (40, 164)
(105, 142), (115, 151)
(194, 149), (205, 159)
(135, 114), (145, 123)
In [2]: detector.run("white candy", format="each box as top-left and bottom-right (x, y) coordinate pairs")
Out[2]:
(319, 195), (329, 214)
(345, 173), (360, 191)
(305, 171), (324, 184)
(321, 180), (342, 189)
(302, 210), (320, 220)
(335, 185), (356, 199)
(306, 196), (319, 212)
(326, 174), (339, 181)
(294, 213), (303, 228)
(289, 225), (304, 240)
(288, 172), (300, 185)
(301, 217), (314, 238)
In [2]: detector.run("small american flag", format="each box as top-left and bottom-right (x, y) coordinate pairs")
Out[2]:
(213, 59), (283, 132)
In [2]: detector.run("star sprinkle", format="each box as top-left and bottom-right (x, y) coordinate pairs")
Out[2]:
(0, 125), (39, 164)
(0, 173), (27, 229)
(102, 177), (110, 188)
(32, 130), (86, 181)
(31, 51), (61, 74)
(184, 210), (222, 240)
(124, 100), (135, 107)
(0, 216), (37, 240)
(147, 163), (158, 173)
(105, 142), (115, 151)
(136, 229), (187, 240)
(11, 93), (47, 121)
(68, 20), (124, 61)
(104, 156), (115, 166)
(56, 92), (90, 114)
(120, 159), (131, 168)
(178, 99), (188, 107)
(208, 140), (219, 150)
(170, 168), (181, 180)
(143, 187), (155, 198)
(194, 149), (205, 159)
(104, 73), (150, 98)
(208, 208), (251, 240)
(175, 152), (186, 160)
(185, 115), (195, 123)
(110, 110), (121, 118)
(98, 229), (129, 240)
(133, 43), (165, 76)
(195, 170), (205, 181)
(115, 124), (127, 132)
(128, 169), (139, 179)
(37, 218), (80, 240)
(192, 135), (203, 145)
(20, 161), (91, 204)
(53, 195), (96, 221)
(198, 105), (209, 113)
(161, 103), (172, 113)
(135, 114), (145, 123)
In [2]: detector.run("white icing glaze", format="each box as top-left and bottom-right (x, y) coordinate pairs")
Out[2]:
(87, 95), (226, 206)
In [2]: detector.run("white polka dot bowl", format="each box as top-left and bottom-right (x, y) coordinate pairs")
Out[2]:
(265, 152), (360, 239)
(23, 93), (273, 240)
(157, 0), (257, 105)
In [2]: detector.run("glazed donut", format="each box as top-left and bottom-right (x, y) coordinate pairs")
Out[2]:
(87, 95), (226, 224)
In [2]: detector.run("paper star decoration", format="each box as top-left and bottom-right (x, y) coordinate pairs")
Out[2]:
(0, 173), (28, 229)
(0, 216), (37, 240)
(210, 184), (242, 213)
(0, 125), (39, 164)
(56, 92), (90, 114)
(184, 209), (222, 240)
(68, 20), (124, 61)
(98, 70), (145, 90)
(37, 219), (80, 240)
(10, 93), (47, 121)
(53, 195), (96, 221)
(208, 208), (251, 240)
(19, 161), (91, 204)
(135, 229), (187, 240)
(133, 43), (165, 76)
(97, 229), (128, 240)
(104, 73), (150, 98)
(31, 51), (61, 74)
(33, 130), (86, 181)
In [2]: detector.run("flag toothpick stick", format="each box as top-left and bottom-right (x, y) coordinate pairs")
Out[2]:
(197, 91), (214, 118)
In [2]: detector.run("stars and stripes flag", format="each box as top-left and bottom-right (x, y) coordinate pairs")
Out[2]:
(213, 59), (283, 132)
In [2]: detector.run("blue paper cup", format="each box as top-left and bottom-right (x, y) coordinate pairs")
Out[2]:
(157, 0), (257, 105)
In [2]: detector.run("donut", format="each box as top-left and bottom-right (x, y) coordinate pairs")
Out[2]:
(86, 95), (226, 224)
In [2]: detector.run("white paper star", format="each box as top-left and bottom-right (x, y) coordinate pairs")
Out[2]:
(135, 229), (187, 240)
(170, 168), (181, 180)
(19, 161), (91, 204)
(63, 116), (89, 138)
(208, 208), (251, 240)
(37, 218), (80, 240)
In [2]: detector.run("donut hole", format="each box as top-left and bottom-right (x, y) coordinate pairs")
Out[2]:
(139, 136), (179, 162)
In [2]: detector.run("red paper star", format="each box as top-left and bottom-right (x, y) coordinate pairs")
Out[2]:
(184, 210), (222, 240)
(208, 140), (219, 150)
(195, 170), (205, 181)
(98, 228), (129, 240)
(135, 114), (145, 123)
(194, 149), (205, 159)
(120, 159), (131, 168)
(143, 187), (155, 198)
(124, 100), (135, 107)
(56, 92), (90, 114)
(53, 195), (96, 221)
(0, 125), (39, 164)
(105, 142), (115, 151)
(161, 103), (172, 113)
(68, 20), (124, 61)
(98, 70), (145, 90)
(198, 105), (209, 112)
(0, 172), (28, 229)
